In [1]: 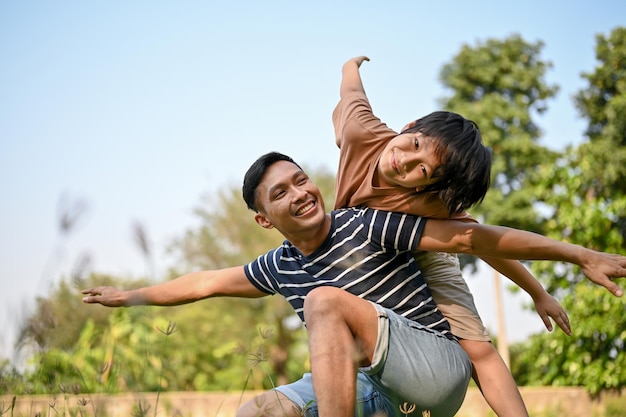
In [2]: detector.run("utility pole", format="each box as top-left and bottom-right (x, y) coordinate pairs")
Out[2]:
(493, 269), (510, 367)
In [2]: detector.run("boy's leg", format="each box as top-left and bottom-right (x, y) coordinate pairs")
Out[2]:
(416, 252), (529, 416)
(303, 287), (380, 417)
(460, 339), (529, 417)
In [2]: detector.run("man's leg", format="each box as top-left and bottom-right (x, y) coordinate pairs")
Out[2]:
(303, 287), (380, 417)
(237, 390), (301, 417)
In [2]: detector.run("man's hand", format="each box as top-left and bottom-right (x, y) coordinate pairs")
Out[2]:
(580, 251), (625, 297)
(82, 286), (132, 307)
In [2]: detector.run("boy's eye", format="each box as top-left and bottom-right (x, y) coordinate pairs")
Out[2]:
(414, 138), (420, 149)
(421, 166), (428, 176)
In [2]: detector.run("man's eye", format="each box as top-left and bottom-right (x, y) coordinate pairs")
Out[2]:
(274, 191), (285, 199)
(297, 177), (308, 185)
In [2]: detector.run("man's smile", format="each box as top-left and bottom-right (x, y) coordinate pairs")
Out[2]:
(295, 201), (316, 216)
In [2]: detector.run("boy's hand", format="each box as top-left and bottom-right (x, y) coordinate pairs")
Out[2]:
(348, 56), (370, 67)
(533, 292), (571, 335)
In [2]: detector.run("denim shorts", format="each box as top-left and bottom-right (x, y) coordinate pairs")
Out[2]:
(275, 302), (472, 417)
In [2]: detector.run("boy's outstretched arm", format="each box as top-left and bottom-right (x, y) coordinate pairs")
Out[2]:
(82, 266), (265, 307)
(418, 219), (626, 297)
(339, 56), (369, 98)
(481, 256), (571, 335)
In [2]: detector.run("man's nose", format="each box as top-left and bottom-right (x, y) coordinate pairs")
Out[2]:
(291, 186), (308, 202)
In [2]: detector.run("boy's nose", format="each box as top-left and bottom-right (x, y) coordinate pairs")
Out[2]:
(402, 152), (421, 168)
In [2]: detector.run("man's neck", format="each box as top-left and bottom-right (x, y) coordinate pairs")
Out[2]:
(287, 213), (333, 256)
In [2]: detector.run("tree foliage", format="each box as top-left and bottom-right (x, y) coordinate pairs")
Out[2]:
(510, 26), (626, 395)
(511, 285), (626, 396)
(8, 165), (335, 395)
(16, 274), (125, 353)
(437, 29), (626, 395)
(439, 34), (559, 233)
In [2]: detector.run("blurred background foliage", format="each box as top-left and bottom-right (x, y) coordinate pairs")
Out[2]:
(1, 27), (625, 396)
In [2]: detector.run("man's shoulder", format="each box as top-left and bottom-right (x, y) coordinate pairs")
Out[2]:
(331, 206), (396, 223)
(247, 242), (289, 263)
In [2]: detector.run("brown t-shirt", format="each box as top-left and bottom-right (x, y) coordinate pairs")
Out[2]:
(332, 91), (474, 222)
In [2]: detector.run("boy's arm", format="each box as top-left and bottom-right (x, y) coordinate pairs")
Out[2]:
(339, 56), (369, 98)
(481, 256), (571, 335)
(418, 219), (626, 297)
(82, 266), (266, 307)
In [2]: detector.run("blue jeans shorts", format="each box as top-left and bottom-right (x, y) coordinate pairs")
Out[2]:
(275, 302), (472, 417)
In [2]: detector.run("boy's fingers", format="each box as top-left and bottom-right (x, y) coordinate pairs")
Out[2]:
(540, 314), (552, 332)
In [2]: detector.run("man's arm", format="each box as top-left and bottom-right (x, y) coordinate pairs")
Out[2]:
(82, 266), (266, 307)
(418, 219), (626, 296)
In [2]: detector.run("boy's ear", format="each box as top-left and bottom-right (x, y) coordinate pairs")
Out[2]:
(255, 212), (274, 230)
(401, 120), (417, 132)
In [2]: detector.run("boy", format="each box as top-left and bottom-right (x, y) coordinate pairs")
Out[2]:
(333, 56), (568, 417)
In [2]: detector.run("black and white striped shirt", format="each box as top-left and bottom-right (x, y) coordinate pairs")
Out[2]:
(244, 207), (451, 338)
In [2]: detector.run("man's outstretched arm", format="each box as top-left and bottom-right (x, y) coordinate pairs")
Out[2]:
(418, 219), (626, 297)
(82, 266), (266, 307)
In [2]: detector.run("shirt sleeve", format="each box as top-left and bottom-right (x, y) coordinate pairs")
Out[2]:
(333, 91), (393, 150)
(244, 250), (281, 295)
(365, 209), (427, 253)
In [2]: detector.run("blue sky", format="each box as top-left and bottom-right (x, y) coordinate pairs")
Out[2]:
(1, 1), (624, 359)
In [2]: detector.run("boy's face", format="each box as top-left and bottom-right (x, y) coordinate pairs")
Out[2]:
(378, 132), (441, 190)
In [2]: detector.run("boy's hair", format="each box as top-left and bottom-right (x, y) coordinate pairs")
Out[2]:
(242, 151), (302, 212)
(402, 111), (492, 215)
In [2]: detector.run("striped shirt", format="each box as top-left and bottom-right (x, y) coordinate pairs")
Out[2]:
(244, 207), (452, 338)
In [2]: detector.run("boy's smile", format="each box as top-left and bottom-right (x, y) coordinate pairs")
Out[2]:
(377, 132), (441, 190)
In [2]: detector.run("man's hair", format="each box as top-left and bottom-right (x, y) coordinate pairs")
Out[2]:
(242, 151), (302, 212)
(402, 111), (492, 215)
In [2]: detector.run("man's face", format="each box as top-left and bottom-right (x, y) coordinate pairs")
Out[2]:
(378, 132), (441, 190)
(253, 160), (327, 235)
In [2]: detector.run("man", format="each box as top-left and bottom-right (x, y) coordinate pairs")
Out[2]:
(83, 152), (625, 417)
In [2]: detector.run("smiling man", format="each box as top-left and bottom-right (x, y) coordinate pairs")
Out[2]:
(82, 151), (626, 417)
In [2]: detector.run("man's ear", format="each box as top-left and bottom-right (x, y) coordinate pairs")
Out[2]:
(255, 212), (274, 229)
(401, 120), (417, 132)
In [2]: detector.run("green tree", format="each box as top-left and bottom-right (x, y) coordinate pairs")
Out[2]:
(16, 274), (124, 353)
(12, 165), (334, 394)
(511, 27), (626, 395)
(437, 34), (561, 365)
(439, 34), (559, 232)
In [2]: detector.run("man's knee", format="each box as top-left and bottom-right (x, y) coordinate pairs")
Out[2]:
(236, 391), (301, 417)
(303, 286), (346, 325)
